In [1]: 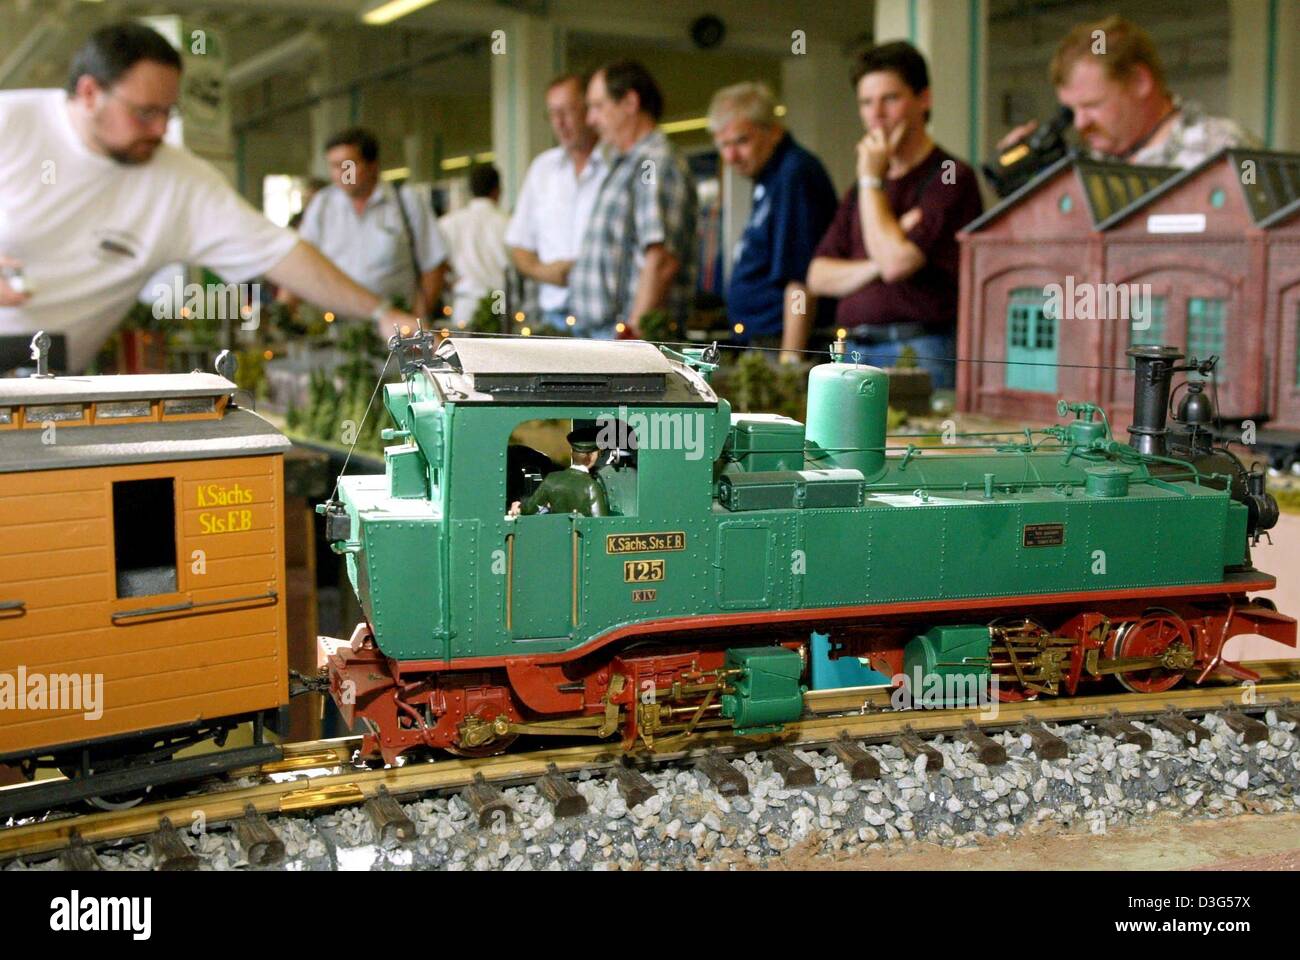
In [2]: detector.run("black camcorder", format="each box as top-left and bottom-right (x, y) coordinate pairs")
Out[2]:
(982, 105), (1075, 198)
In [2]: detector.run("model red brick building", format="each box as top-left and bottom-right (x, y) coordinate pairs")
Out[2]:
(957, 149), (1300, 433)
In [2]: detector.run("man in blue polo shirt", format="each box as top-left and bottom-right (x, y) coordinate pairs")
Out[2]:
(709, 82), (837, 363)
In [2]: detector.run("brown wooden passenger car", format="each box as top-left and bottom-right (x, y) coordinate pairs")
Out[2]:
(0, 371), (290, 771)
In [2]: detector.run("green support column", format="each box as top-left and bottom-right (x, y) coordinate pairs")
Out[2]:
(1230, 0), (1299, 150)
(490, 17), (562, 208)
(781, 44), (862, 192)
(308, 33), (362, 180)
(872, 0), (989, 167)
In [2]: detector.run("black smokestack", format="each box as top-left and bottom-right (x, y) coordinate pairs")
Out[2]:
(1126, 345), (1184, 457)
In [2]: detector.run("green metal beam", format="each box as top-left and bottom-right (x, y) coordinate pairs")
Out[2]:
(235, 129), (247, 197)
(968, 0), (982, 164)
(1264, 0), (1278, 147)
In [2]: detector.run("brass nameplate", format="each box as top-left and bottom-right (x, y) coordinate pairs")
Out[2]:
(632, 589), (658, 602)
(1023, 522), (1065, 547)
(606, 531), (686, 554)
(624, 559), (665, 583)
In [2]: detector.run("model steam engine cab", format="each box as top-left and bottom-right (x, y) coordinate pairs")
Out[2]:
(320, 335), (1295, 763)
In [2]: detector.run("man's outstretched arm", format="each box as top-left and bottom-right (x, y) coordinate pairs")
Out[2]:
(265, 240), (415, 336)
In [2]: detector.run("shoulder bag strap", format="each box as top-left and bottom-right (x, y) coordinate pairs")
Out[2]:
(391, 182), (425, 313)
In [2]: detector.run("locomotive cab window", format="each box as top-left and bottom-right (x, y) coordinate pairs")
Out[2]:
(112, 478), (178, 598)
(506, 417), (639, 518)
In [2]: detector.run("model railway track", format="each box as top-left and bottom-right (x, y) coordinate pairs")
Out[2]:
(3, 661), (1299, 866)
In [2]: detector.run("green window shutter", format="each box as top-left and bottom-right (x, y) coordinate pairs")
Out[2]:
(1005, 287), (1058, 393)
(1187, 297), (1226, 382)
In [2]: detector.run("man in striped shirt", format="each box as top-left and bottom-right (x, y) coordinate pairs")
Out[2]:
(568, 61), (697, 339)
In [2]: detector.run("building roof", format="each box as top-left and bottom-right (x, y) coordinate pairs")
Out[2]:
(1237, 150), (1300, 224)
(1078, 159), (1184, 229)
(0, 408), (290, 473)
(1100, 148), (1300, 230)
(0, 371), (235, 406)
(963, 153), (1181, 234)
(966, 148), (1300, 235)
(418, 337), (718, 406)
(1259, 196), (1300, 230)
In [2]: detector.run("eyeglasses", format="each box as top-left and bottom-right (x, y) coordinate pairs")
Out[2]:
(106, 89), (179, 126)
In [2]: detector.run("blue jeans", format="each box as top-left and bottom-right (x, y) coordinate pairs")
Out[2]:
(842, 332), (957, 390)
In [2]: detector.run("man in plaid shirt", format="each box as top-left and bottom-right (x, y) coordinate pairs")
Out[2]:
(569, 60), (697, 339)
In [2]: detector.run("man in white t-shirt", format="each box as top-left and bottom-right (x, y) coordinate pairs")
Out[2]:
(295, 127), (449, 319)
(505, 73), (606, 330)
(0, 21), (416, 372)
(439, 165), (510, 329)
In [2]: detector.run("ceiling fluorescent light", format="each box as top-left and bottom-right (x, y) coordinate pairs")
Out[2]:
(361, 0), (441, 26)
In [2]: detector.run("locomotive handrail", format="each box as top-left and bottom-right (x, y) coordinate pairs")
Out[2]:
(0, 599), (24, 612)
(111, 590), (278, 623)
(572, 527), (580, 627)
(505, 532), (514, 631)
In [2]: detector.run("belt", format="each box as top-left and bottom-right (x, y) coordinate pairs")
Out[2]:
(847, 321), (928, 345)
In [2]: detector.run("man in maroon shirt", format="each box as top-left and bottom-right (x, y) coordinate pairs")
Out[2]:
(807, 41), (983, 390)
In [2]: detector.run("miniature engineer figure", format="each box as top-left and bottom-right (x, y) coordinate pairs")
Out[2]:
(508, 427), (610, 518)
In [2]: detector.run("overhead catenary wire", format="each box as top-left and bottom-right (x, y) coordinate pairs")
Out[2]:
(329, 348), (395, 500)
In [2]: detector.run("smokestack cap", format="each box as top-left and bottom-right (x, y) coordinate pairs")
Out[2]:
(1126, 344), (1183, 364)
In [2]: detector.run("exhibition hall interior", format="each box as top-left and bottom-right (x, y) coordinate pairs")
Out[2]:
(1, 0), (1300, 885)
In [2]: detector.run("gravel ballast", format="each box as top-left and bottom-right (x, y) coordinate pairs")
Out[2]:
(6, 710), (1298, 871)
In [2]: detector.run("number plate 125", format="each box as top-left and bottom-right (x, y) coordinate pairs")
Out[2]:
(623, 559), (665, 582)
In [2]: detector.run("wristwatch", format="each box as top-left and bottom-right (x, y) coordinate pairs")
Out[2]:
(859, 174), (884, 192)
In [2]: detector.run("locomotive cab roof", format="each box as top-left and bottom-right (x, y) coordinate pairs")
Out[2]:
(415, 337), (718, 406)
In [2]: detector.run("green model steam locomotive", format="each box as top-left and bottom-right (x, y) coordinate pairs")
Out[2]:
(320, 336), (1294, 762)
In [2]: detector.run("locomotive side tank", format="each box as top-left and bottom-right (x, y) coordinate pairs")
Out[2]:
(322, 336), (1295, 761)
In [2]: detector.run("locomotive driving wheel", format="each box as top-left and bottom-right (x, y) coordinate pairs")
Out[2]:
(1105, 609), (1193, 694)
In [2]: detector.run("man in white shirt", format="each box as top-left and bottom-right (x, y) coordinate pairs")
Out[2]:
(0, 21), (416, 373)
(506, 73), (606, 330)
(296, 127), (449, 319)
(438, 165), (510, 329)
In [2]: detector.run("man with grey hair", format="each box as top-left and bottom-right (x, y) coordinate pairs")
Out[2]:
(710, 81), (836, 361)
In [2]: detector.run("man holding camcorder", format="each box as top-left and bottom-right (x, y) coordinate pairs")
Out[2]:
(989, 16), (1258, 196)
